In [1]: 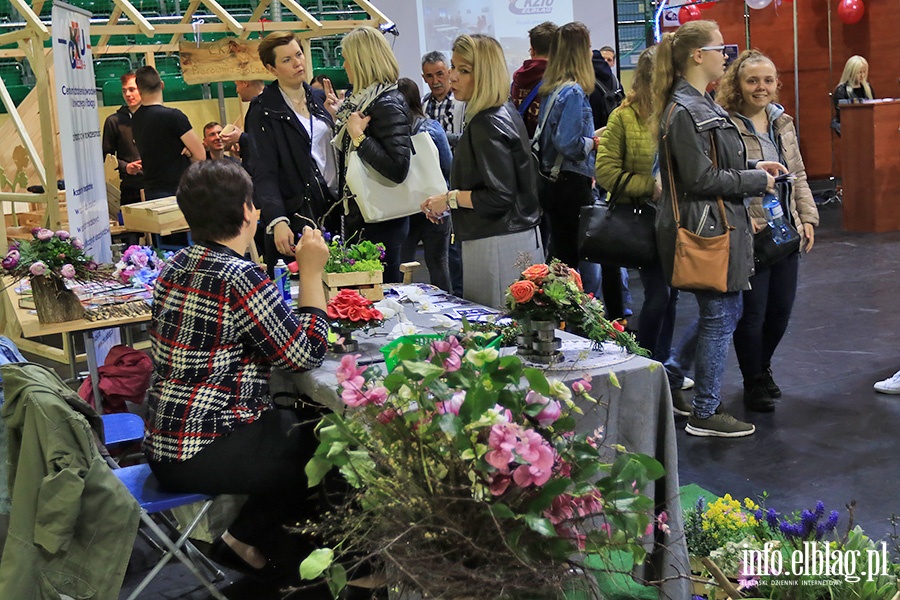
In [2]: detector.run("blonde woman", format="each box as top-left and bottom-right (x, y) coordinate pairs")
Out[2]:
(535, 21), (598, 270)
(831, 55), (874, 135)
(420, 34), (542, 308)
(717, 50), (818, 412)
(651, 20), (786, 437)
(333, 26), (412, 283)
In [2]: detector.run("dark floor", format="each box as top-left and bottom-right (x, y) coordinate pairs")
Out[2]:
(21, 199), (900, 599)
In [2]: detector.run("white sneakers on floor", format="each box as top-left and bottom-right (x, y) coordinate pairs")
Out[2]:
(874, 370), (900, 394)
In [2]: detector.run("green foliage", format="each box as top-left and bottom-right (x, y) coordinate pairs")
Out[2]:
(323, 234), (386, 274)
(1, 228), (110, 283)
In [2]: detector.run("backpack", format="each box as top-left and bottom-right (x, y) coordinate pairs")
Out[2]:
(593, 79), (625, 128)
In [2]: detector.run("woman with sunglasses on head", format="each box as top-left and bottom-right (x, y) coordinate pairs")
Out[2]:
(717, 50), (818, 412)
(652, 20), (786, 437)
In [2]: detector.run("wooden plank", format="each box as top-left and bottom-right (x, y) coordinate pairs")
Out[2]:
(238, 0), (271, 40)
(169, 0), (201, 48)
(352, 0), (390, 24)
(110, 0), (156, 38)
(199, 0), (245, 36)
(9, 0), (49, 37)
(179, 37), (273, 85)
(96, 6), (123, 49)
(0, 67), (47, 189)
(278, 0), (323, 31)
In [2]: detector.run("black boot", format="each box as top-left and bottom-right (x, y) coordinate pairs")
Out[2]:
(744, 375), (775, 412)
(762, 366), (782, 398)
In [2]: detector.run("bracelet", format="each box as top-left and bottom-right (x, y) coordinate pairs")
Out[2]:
(352, 133), (366, 148)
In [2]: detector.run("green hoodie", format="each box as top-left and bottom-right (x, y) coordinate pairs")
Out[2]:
(0, 363), (139, 600)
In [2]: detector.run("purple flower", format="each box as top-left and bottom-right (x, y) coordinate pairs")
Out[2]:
(29, 261), (47, 276)
(72, 237), (84, 250)
(36, 228), (54, 241)
(55, 230), (71, 240)
(86, 261), (98, 271)
(814, 500), (825, 519)
(60, 264), (76, 279)
(2, 250), (20, 270)
(30, 227), (40, 236)
(826, 510), (839, 530)
(132, 252), (149, 267)
(766, 508), (779, 530)
(323, 230), (332, 242)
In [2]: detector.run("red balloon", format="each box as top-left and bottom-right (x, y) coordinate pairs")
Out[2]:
(837, 0), (865, 24)
(679, 4), (702, 22)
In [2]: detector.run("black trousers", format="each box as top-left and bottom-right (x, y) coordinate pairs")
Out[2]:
(401, 213), (451, 292)
(733, 252), (800, 383)
(542, 171), (593, 270)
(149, 405), (323, 548)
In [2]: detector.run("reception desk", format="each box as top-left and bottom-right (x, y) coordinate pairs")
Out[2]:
(841, 99), (900, 233)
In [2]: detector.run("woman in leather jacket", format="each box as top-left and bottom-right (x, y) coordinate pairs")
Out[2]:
(652, 20), (785, 438)
(421, 34), (543, 308)
(247, 31), (341, 277)
(717, 50), (818, 412)
(333, 26), (412, 283)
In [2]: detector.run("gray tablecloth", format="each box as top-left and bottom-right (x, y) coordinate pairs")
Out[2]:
(272, 286), (691, 598)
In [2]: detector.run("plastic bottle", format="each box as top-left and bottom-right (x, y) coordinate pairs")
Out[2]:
(763, 193), (792, 245)
(273, 259), (291, 301)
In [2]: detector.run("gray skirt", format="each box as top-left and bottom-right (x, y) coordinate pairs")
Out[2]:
(461, 227), (544, 309)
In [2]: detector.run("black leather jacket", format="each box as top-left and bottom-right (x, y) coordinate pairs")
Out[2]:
(340, 88), (411, 184)
(450, 102), (541, 242)
(246, 81), (336, 227)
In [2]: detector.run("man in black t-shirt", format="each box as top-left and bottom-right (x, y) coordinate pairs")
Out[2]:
(131, 66), (205, 200)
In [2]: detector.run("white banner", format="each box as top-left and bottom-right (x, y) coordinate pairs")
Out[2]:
(52, 2), (112, 263)
(52, 2), (119, 364)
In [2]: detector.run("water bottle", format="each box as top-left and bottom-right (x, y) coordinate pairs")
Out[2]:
(763, 193), (792, 245)
(273, 259), (291, 302)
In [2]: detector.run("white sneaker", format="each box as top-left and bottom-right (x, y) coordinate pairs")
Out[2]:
(681, 377), (695, 390)
(874, 370), (900, 394)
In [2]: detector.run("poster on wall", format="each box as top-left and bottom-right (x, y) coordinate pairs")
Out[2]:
(52, 1), (119, 361)
(421, 0), (574, 73)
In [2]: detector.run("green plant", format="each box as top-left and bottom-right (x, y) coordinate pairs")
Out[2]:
(1, 228), (110, 284)
(297, 333), (665, 599)
(323, 234), (386, 274)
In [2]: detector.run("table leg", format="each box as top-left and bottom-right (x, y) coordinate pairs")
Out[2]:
(65, 332), (78, 381)
(83, 330), (103, 410)
(122, 324), (134, 347)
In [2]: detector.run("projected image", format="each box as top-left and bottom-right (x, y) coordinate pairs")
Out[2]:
(423, 0), (495, 52)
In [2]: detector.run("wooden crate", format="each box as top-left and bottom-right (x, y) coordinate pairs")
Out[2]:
(322, 270), (384, 302)
(121, 196), (189, 235)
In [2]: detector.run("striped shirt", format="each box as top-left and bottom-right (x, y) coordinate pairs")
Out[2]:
(145, 242), (328, 462)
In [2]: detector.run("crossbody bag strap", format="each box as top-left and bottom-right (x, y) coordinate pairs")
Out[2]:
(518, 81), (542, 116)
(661, 103), (682, 226)
(607, 171), (635, 207)
(706, 132), (733, 231)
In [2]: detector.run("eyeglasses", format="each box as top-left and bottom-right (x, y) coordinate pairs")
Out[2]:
(699, 45), (728, 56)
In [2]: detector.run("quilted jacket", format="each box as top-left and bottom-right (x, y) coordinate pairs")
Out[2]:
(595, 104), (657, 203)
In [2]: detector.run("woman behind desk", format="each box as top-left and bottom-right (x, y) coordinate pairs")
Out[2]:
(145, 161), (330, 577)
(831, 55), (875, 136)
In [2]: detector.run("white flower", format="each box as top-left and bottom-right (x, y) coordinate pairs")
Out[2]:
(387, 321), (419, 340)
(429, 314), (456, 329)
(548, 379), (573, 401)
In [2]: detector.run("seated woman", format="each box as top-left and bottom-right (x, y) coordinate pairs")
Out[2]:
(144, 160), (330, 577)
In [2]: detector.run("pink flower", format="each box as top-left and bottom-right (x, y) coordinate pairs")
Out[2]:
(72, 237), (84, 250)
(438, 390), (465, 415)
(29, 261), (47, 276)
(600, 523), (613, 537)
(341, 384), (368, 407)
(60, 264), (76, 279)
(572, 377), (592, 394)
(336, 354), (366, 384)
(376, 408), (401, 425)
(489, 473), (511, 496)
(36, 228), (53, 241)
(429, 336), (464, 372)
(55, 230), (71, 240)
(2, 250), (19, 270)
(366, 386), (388, 406)
(86, 261), (98, 271)
(525, 390), (561, 427)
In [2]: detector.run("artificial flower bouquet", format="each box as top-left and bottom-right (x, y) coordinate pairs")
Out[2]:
(112, 245), (172, 288)
(326, 289), (384, 332)
(506, 260), (647, 355)
(1, 228), (109, 283)
(298, 333), (665, 599)
(685, 494), (900, 599)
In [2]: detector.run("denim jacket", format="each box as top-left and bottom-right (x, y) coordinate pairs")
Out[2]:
(536, 83), (595, 179)
(412, 116), (452, 185)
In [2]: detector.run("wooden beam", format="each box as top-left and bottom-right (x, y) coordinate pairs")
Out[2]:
(238, 0), (271, 40)
(25, 41), (59, 229)
(278, 0), (323, 31)
(0, 28), (32, 47)
(352, 0), (390, 25)
(32, 0), (46, 15)
(198, 0), (245, 36)
(111, 0), (156, 38)
(96, 6), (124, 49)
(9, 0), (49, 37)
(0, 192), (44, 202)
(169, 0), (201, 48)
(0, 66), (47, 189)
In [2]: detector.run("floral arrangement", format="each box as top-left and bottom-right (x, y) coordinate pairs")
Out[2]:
(326, 289), (384, 331)
(1, 228), (108, 283)
(323, 233), (386, 274)
(685, 494), (900, 600)
(297, 333), (665, 599)
(506, 260), (647, 355)
(112, 245), (172, 288)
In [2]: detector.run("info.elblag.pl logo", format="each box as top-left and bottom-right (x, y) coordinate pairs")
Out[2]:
(508, 0), (555, 16)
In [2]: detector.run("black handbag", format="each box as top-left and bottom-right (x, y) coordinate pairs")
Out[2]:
(578, 172), (659, 269)
(752, 184), (801, 269)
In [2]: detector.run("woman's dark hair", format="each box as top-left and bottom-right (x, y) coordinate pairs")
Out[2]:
(258, 31), (300, 69)
(397, 77), (425, 120)
(176, 161), (253, 242)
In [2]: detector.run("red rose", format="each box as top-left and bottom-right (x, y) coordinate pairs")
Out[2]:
(370, 308), (384, 321)
(522, 263), (550, 283)
(347, 305), (365, 321)
(509, 280), (537, 304)
(569, 268), (583, 292)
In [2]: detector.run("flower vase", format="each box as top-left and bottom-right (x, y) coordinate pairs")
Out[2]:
(30, 275), (84, 324)
(331, 326), (359, 353)
(526, 318), (561, 364)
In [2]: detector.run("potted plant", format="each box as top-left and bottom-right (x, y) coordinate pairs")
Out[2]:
(322, 234), (386, 302)
(298, 335), (666, 599)
(1, 228), (111, 323)
(325, 289), (384, 353)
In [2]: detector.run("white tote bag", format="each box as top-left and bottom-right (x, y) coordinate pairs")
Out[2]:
(346, 130), (448, 223)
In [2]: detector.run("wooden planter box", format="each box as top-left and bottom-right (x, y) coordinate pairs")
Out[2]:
(121, 196), (189, 235)
(322, 270), (384, 302)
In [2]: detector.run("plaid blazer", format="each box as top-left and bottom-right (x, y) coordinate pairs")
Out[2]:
(145, 243), (328, 462)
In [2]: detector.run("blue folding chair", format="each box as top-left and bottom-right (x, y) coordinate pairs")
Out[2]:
(101, 415), (227, 600)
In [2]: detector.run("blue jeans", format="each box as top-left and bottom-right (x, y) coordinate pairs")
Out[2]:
(637, 263), (679, 363)
(666, 291), (743, 418)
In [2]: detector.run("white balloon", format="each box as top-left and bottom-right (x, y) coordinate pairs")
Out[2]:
(746, 0), (773, 8)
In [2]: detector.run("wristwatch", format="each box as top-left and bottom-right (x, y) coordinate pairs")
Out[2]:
(447, 190), (459, 210)
(352, 133), (367, 148)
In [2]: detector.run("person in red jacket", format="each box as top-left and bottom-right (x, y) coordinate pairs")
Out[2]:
(510, 21), (557, 139)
